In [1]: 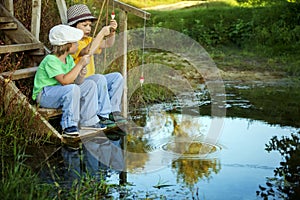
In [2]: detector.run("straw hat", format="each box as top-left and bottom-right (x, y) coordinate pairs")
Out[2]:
(49, 24), (84, 45)
(67, 4), (96, 26)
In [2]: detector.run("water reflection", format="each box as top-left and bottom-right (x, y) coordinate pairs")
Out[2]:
(172, 158), (221, 187)
(61, 134), (125, 186)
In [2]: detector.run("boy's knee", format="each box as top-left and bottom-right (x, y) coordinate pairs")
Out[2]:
(116, 72), (123, 80)
(95, 74), (107, 85)
(85, 79), (98, 90)
(64, 84), (80, 99)
(66, 84), (80, 93)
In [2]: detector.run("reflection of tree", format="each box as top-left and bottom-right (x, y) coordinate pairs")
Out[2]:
(170, 113), (221, 187)
(125, 133), (149, 173)
(257, 131), (300, 199)
(172, 158), (221, 187)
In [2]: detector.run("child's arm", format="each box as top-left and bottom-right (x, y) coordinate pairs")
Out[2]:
(88, 26), (111, 55)
(55, 55), (90, 85)
(100, 31), (115, 49)
(99, 20), (117, 48)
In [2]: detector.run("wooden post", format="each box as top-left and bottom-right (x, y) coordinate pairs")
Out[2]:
(56, 0), (68, 24)
(3, 0), (13, 15)
(119, 10), (128, 118)
(31, 0), (41, 41)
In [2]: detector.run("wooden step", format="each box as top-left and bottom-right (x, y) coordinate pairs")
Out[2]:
(1, 66), (38, 80)
(0, 4), (40, 44)
(0, 16), (14, 23)
(0, 16), (17, 30)
(1, 67), (62, 119)
(0, 43), (44, 54)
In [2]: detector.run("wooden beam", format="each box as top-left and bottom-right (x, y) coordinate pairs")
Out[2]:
(0, 22), (17, 30)
(119, 10), (128, 118)
(99, 0), (151, 20)
(56, 0), (68, 24)
(31, 0), (41, 41)
(0, 43), (44, 54)
(3, 0), (14, 15)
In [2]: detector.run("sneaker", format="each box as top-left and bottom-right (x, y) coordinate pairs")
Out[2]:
(99, 116), (116, 128)
(80, 122), (107, 131)
(109, 112), (127, 124)
(63, 126), (79, 136)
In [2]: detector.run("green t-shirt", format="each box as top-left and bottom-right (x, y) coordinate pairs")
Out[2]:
(32, 54), (75, 100)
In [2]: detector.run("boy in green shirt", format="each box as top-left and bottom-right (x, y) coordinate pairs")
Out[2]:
(32, 24), (107, 136)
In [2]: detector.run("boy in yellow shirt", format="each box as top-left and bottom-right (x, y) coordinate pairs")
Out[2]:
(67, 4), (126, 128)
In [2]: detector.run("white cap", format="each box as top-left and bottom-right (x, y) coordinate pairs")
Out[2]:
(49, 24), (83, 46)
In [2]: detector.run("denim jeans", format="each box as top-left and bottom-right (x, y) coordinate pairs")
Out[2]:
(86, 72), (124, 118)
(38, 79), (99, 129)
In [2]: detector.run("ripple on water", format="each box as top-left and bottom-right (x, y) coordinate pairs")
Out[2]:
(156, 138), (222, 159)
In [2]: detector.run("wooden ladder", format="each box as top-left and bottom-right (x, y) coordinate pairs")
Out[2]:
(0, 4), (45, 55)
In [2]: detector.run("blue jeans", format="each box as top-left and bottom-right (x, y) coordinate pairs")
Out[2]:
(86, 72), (124, 118)
(38, 79), (99, 129)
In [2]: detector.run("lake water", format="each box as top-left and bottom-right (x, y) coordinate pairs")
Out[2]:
(101, 111), (297, 199)
(41, 80), (300, 199)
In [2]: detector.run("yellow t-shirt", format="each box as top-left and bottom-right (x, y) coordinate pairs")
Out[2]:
(71, 37), (102, 77)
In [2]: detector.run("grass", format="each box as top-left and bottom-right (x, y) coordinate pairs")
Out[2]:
(121, 0), (183, 8)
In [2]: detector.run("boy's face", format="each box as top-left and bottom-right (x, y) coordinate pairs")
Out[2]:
(76, 20), (92, 38)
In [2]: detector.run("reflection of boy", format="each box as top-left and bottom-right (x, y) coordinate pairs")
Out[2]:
(32, 25), (106, 136)
(67, 4), (126, 128)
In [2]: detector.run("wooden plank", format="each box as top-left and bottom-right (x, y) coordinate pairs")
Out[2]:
(0, 67), (38, 80)
(31, 0), (41, 40)
(0, 43), (44, 54)
(0, 22), (17, 30)
(0, 17), (14, 23)
(0, 75), (63, 141)
(38, 107), (62, 118)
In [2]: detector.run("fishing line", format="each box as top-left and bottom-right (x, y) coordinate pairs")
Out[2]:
(140, 12), (147, 87)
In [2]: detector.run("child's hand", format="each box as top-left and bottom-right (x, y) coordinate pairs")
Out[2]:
(100, 26), (111, 37)
(79, 54), (91, 67)
(110, 20), (118, 30)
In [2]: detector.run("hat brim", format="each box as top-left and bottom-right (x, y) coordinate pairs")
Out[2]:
(68, 16), (97, 26)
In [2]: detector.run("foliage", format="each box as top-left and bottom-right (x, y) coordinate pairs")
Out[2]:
(257, 131), (300, 199)
(148, 2), (300, 50)
(238, 0), (300, 6)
